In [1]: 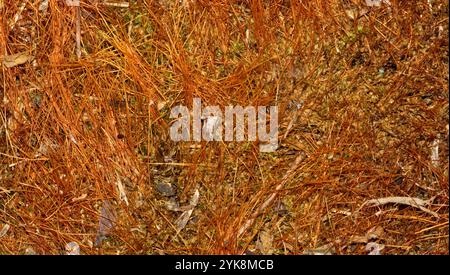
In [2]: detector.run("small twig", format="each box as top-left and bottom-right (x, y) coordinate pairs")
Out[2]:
(115, 172), (129, 206)
(75, 6), (81, 59)
(283, 101), (303, 140)
(237, 151), (306, 238)
(0, 152), (48, 161)
(103, 1), (130, 8)
(358, 196), (439, 218)
(283, 110), (299, 139)
(431, 135), (440, 167)
(65, 1), (81, 59)
(0, 186), (14, 194)
(415, 221), (449, 235)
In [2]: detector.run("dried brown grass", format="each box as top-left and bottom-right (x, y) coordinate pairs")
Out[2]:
(0, 0), (448, 254)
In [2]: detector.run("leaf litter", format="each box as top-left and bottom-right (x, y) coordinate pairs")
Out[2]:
(256, 228), (274, 255)
(0, 223), (10, 238)
(65, 241), (80, 255)
(2, 51), (33, 68)
(94, 200), (117, 247)
(175, 189), (200, 231)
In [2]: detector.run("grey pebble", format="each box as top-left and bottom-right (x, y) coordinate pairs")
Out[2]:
(156, 181), (176, 197)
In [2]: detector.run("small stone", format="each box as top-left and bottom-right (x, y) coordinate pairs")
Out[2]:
(156, 181), (176, 197)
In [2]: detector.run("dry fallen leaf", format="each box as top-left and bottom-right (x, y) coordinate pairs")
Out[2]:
(175, 189), (199, 231)
(365, 242), (385, 255)
(365, 0), (391, 7)
(349, 225), (386, 245)
(2, 52), (33, 68)
(303, 243), (335, 255)
(256, 229), (274, 255)
(366, 226), (385, 241)
(65, 242), (80, 255)
(95, 200), (117, 247)
(360, 196), (438, 218)
(166, 197), (180, 211)
(0, 223), (10, 238)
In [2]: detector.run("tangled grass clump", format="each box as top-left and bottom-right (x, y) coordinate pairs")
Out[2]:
(0, 0), (448, 255)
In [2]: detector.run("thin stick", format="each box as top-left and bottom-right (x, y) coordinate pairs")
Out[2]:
(76, 6), (81, 59)
(237, 151), (306, 238)
(358, 196), (439, 218)
(148, 162), (213, 167)
(103, 1), (129, 8)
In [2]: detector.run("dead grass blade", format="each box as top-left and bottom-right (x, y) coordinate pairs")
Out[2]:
(237, 152), (306, 238)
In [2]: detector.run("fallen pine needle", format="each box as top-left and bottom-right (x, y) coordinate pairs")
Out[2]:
(75, 6), (81, 59)
(415, 221), (448, 234)
(103, 1), (129, 8)
(148, 162), (215, 168)
(237, 151), (306, 238)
